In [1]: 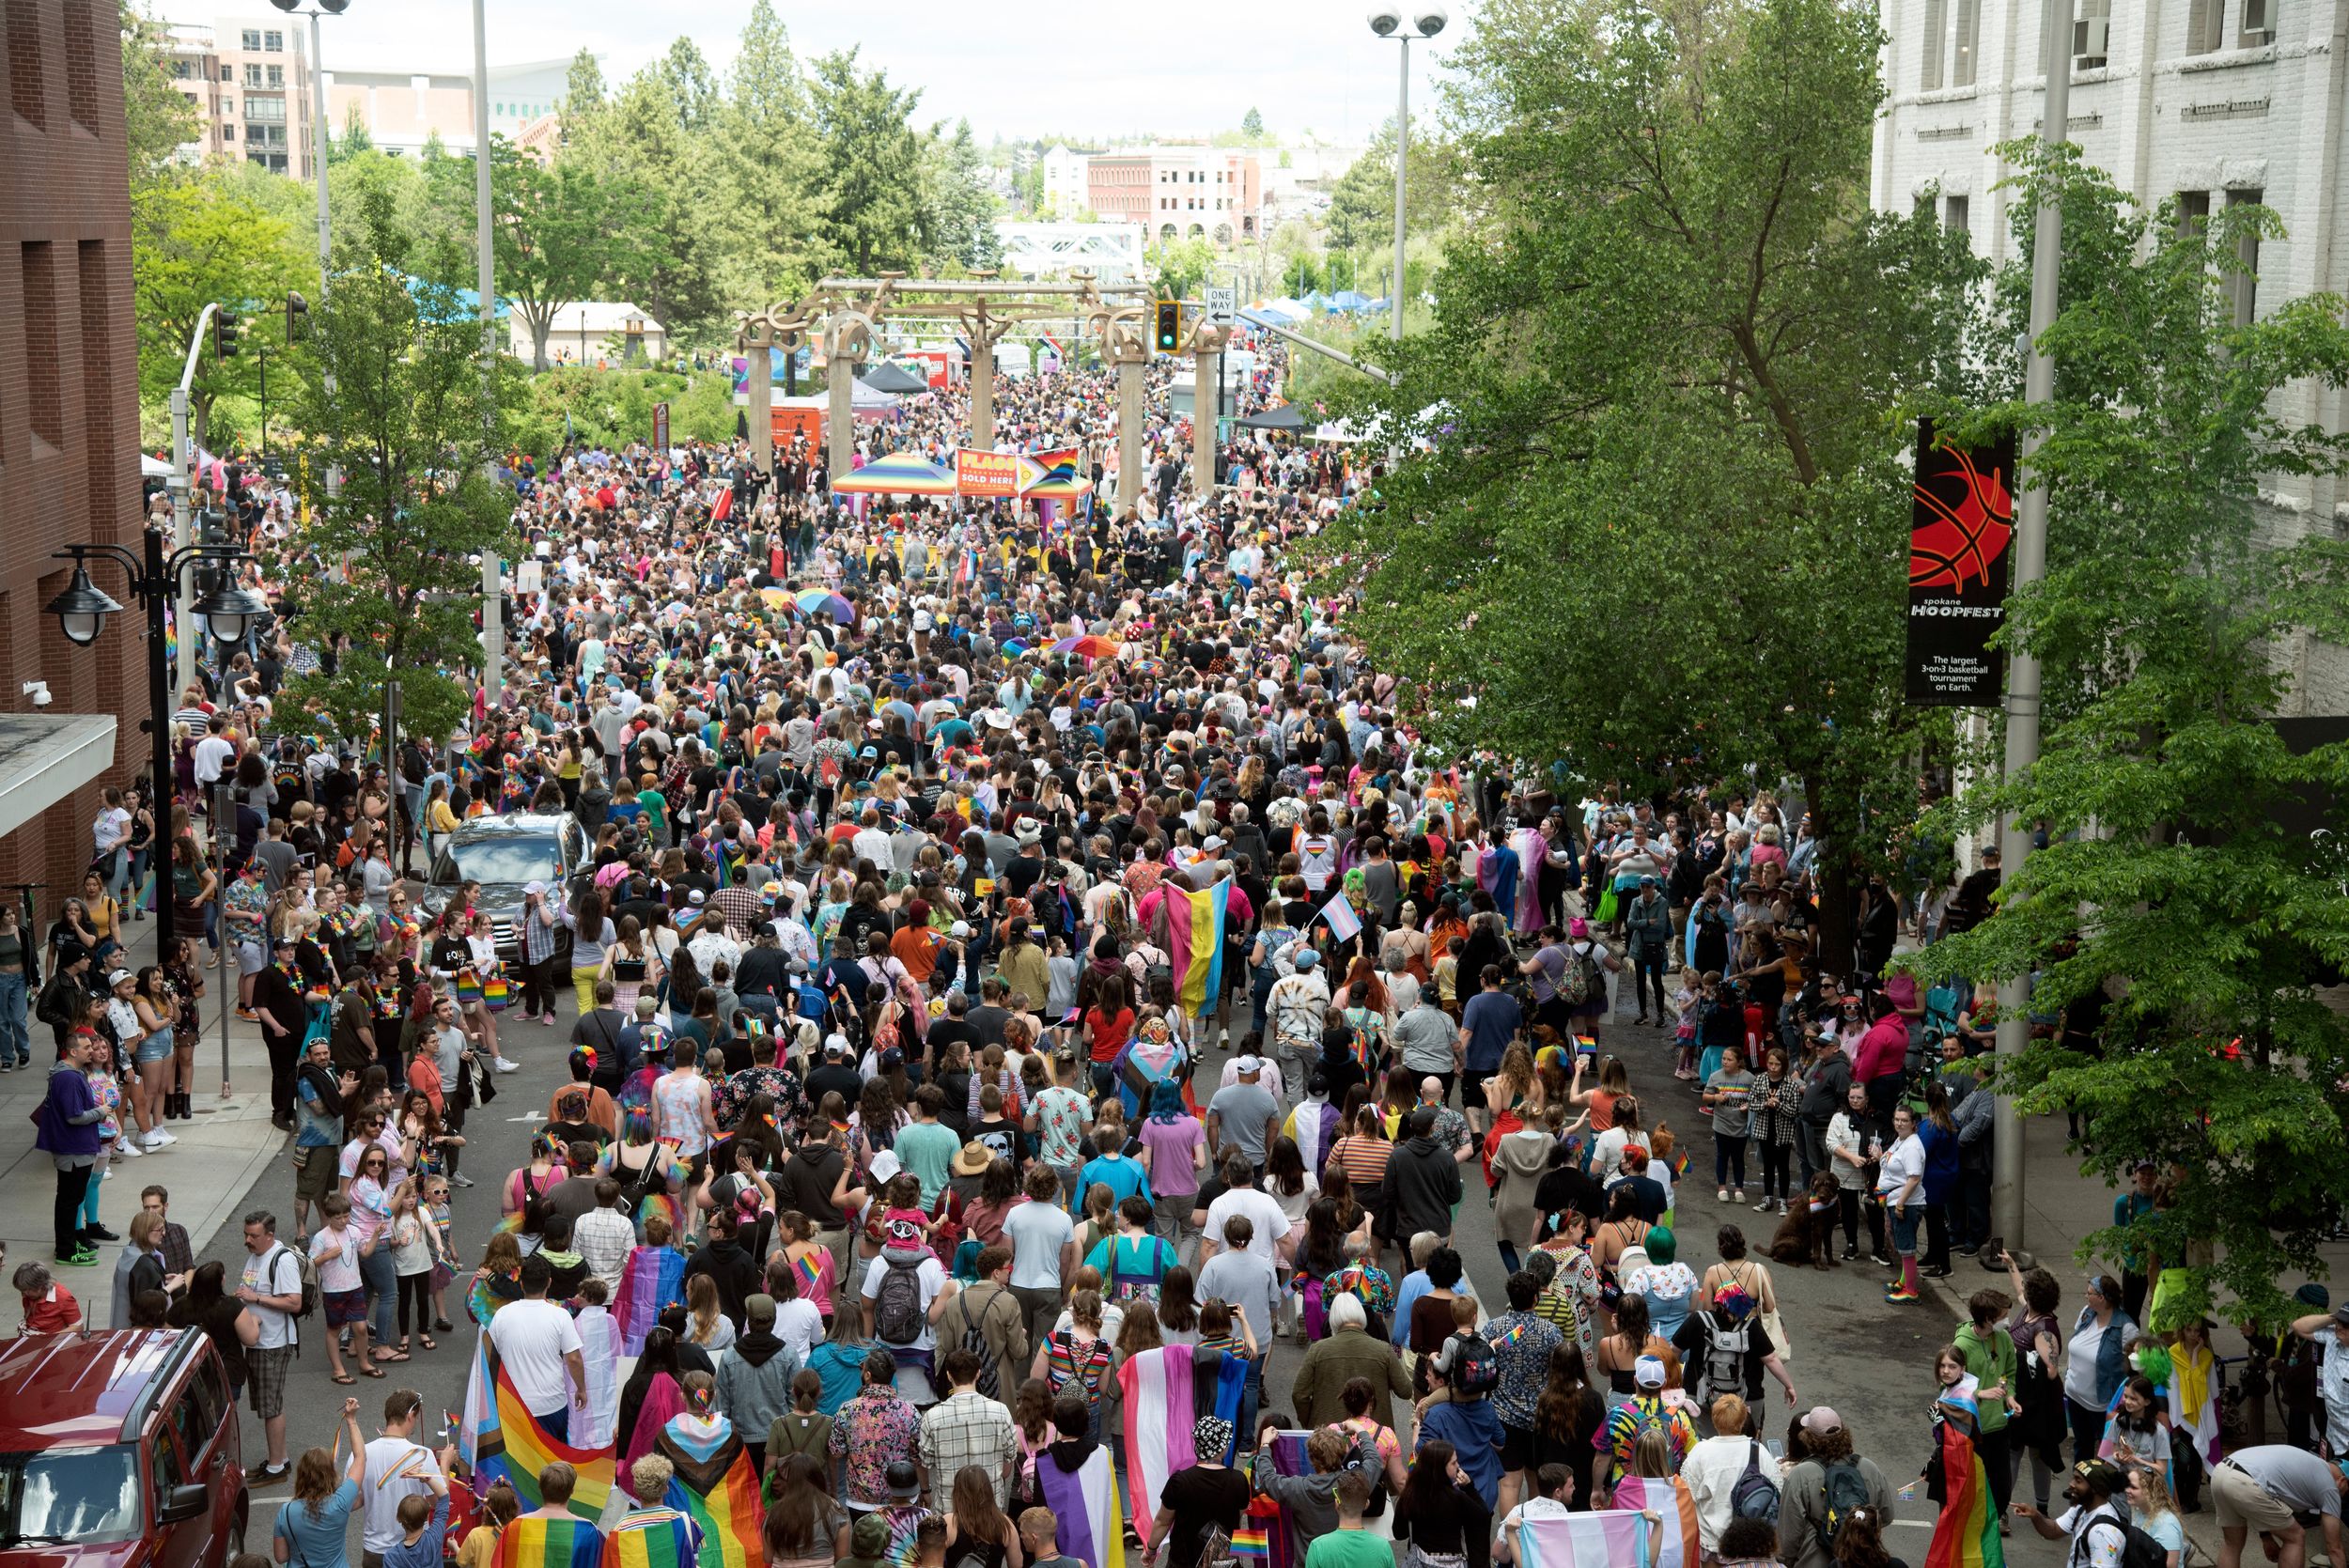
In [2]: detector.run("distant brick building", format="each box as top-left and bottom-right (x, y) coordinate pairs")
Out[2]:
(0, 1), (142, 918)
(1088, 146), (1263, 247)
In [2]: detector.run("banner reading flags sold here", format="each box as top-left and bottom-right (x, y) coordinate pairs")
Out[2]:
(1906, 417), (2017, 706)
(956, 448), (1020, 498)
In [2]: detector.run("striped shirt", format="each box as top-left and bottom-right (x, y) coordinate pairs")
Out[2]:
(1330, 1134), (1392, 1191)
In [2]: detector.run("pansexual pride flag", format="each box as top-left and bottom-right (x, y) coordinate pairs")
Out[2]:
(461, 1336), (615, 1524)
(1164, 877), (1231, 1018)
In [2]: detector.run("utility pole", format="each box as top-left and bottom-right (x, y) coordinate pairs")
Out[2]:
(1991, 0), (2074, 1253)
(473, 0), (495, 367)
(480, 555), (504, 710)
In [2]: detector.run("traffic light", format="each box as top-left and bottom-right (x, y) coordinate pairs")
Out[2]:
(194, 507), (228, 601)
(1154, 299), (1181, 353)
(214, 306), (241, 359)
(286, 292), (309, 343)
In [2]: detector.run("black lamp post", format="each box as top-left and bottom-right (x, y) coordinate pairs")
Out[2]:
(45, 531), (268, 949)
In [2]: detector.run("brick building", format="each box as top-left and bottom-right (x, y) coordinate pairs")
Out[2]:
(0, 1), (141, 918)
(162, 14), (317, 178)
(1088, 146), (1263, 246)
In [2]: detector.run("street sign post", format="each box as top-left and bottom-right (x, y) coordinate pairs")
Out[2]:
(1203, 286), (1237, 325)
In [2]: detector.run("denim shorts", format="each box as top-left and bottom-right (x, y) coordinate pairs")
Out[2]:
(1891, 1205), (1921, 1255)
(133, 1025), (173, 1064)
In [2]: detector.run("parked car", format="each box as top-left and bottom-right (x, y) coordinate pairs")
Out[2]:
(422, 811), (588, 966)
(0, 1327), (248, 1568)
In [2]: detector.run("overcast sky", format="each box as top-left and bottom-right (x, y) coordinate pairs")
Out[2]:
(293, 0), (1469, 144)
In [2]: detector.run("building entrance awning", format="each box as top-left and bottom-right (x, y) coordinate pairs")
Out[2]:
(0, 713), (118, 841)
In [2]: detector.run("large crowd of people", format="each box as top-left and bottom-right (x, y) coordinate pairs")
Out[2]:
(13, 334), (2320, 1568)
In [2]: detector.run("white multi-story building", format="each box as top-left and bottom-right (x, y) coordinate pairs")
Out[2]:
(1040, 144), (1097, 215)
(323, 56), (573, 159)
(163, 16), (318, 177)
(1872, 0), (2348, 711)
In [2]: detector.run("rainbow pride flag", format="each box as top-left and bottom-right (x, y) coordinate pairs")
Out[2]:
(461, 1336), (614, 1524)
(657, 1418), (761, 1568)
(490, 1513), (606, 1568)
(1163, 877), (1231, 1019)
(599, 1507), (700, 1568)
(1924, 1421), (2005, 1568)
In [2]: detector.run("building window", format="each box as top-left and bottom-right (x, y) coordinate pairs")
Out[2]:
(2074, 0), (2111, 68)
(173, 58), (191, 78)
(241, 27), (260, 49)
(267, 65), (283, 86)
(222, 123), (234, 138)
(1921, 0), (1944, 90)
(1952, 0), (1980, 85)
(2177, 190), (2210, 236)
(220, 64), (232, 81)
(2228, 188), (2262, 326)
(1922, 0), (1982, 88)
(2239, 0), (2275, 43)
(263, 29), (282, 50)
(244, 63), (261, 85)
(1945, 194), (1969, 234)
(2186, 0), (2224, 52)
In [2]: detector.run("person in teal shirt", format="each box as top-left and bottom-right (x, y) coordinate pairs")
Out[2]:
(1078, 1126), (1154, 1211)
(891, 1083), (962, 1207)
(272, 1400), (367, 1568)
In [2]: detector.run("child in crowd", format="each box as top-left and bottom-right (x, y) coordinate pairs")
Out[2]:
(309, 1192), (371, 1381)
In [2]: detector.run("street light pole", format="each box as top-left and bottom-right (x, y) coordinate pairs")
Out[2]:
(1990, 0), (2074, 1254)
(1390, 35), (1408, 347)
(473, 0), (495, 366)
(305, 8), (331, 287)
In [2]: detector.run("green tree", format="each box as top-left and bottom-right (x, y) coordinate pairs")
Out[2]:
(1241, 106), (1265, 138)
(491, 144), (623, 369)
(1325, 121), (1461, 255)
(277, 185), (516, 749)
(807, 49), (927, 274)
(656, 37), (720, 132)
(715, 0), (828, 304)
(568, 67), (729, 344)
(1315, 0), (1980, 968)
(120, 1), (196, 185)
(133, 171), (310, 452)
(328, 103), (376, 163)
(926, 118), (1002, 271)
(1914, 144), (2349, 1330)
(1148, 237), (1218, 300)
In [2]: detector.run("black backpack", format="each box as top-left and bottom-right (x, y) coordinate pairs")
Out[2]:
(1451, 1332), (1501, 1400)
(954, 1290), (1004, 1400)
(2079, 1516), (2170, 1568)
(1814, 1457), (1873, 1556)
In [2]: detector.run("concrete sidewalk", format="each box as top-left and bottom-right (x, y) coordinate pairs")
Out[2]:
(0, 916), (291, 1335)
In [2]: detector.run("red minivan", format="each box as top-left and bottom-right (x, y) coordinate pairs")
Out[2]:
(0, 1328), (249, 1568)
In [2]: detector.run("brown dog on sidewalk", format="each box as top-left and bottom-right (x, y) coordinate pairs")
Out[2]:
(1767, 1172), (1843, 1269)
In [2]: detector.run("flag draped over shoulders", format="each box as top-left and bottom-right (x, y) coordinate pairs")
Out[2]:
(656, 1416), (761, 1568)
(1116, 1343), (1248, 1543)
(600, 1508), (701, 1568)
(493, 1514), (606, 1568)
(462, 1335), (614, 1524)
(1610, 1473), (1699, 1568)
(1163, 878), (1231, 1018)
(1924, 1422), (2005, 1568)
(1034, 1441), (1126, 1568)
(1524, 1507), (1648, 1568)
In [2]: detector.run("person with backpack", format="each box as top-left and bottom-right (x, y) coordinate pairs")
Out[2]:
(940, 1245), (1029, 1408)
(1775, 1406), (1896, 1568)
(1673, 1282), (1797, 1416)
(862, 1214), (957, 1401)
(1679, 1393), (1782, 1559)
(237, 1207), (310, 1485)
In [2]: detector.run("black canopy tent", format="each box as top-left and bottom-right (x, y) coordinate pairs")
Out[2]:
(862, 362), (934, 396)
(1237, 403), (1306, 431)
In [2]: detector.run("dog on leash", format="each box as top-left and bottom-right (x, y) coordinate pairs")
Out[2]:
(1767, 1172), (1843, 1269)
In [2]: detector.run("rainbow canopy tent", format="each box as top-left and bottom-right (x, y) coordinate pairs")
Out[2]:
(832, 453), (957, 494)
(1016, 451), (1093, 499)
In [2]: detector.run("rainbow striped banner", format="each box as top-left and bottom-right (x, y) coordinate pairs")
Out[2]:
(490, 1511), (605, 1568)
(599, 1508), (699, 1568)
(1163, 877), (1231, 1019)
(461, 1335), (614, 1524)
(1924, 1422), (2005, 1568)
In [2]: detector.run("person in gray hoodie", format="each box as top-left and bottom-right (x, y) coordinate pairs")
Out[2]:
(1244, 1417), (1376, 1554)
(715, 1293), (801, 1476)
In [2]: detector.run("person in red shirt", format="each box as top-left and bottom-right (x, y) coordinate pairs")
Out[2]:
(14, 1261), (82, 1332)
(1084, 970), (1139, 1095)
(890, 899), (944, 986)
(1851, 994), (1912, 1126)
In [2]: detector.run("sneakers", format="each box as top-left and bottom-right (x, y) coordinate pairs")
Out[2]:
(84, 1224), (120, 1242)
(1885, 1287), (1921, 1304)
(144, 1128), (176, 1148)
(1753, 1197), (1776, 1212)
(1732, 1190), (1746, 1203)
(114, 1138), (144, 1158)
(451, 1172), (476, 1188)
(494, 1058), (521, 1073)
(54, 1248), (100, 1267)
(1842, 1246), (1861, 1262)
(252, 1462), (291, 1487)
(1776, 1199), (1789, 1214)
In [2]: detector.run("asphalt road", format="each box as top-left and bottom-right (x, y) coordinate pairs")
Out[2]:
(192, 981), (2082, 1566)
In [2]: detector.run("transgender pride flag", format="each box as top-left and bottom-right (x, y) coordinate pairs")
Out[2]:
(1521, 1507), (1650, 1568)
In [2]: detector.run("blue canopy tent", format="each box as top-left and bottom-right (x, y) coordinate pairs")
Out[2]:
(1329, 290), (1375, 313)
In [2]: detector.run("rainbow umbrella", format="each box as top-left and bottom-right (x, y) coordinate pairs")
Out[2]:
(1001, 638), (1032, 657)
(794, 589), (854, 623)
(831, 453), (957, 495)
(756, 586), (792, 611)
(1052, 634), (1121, 660)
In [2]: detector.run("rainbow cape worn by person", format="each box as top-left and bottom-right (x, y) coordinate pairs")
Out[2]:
(492, 1515), (606, 1568)
(1610, 1472), (1700, 1568)
(1115, 1343), (1249, 1544)
(1033, 1437), (1126, 1568)
(1924, 1418), (2005, 1568)
(1521, 1506), (1650, 1568)
(461, 1336), (614, 1524)
(1162, 877), (1231, 1018)
(656, 1415), (762, 1568)
(599, 1505), (701, 1568)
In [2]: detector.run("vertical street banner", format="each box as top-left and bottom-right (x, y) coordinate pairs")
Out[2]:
(652, 402), (670, 453)
(1906, 417), (2016, 706)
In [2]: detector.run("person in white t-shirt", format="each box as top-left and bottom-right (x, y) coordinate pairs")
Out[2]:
(1492, 1461), (1576, 1563)
(861, 1216), (955, 1355)
(1198, 1154), (1294, 1270)
(359, 1389), (452, 1568)
(488, 1254), (586, 1439)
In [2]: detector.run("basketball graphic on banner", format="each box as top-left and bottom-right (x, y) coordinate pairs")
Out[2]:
(1908, 442), (2014, 592)
(1905, 418), (2017, 706)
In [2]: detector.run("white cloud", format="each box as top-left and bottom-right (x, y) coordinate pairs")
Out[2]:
(301, 0), (1468, 141)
